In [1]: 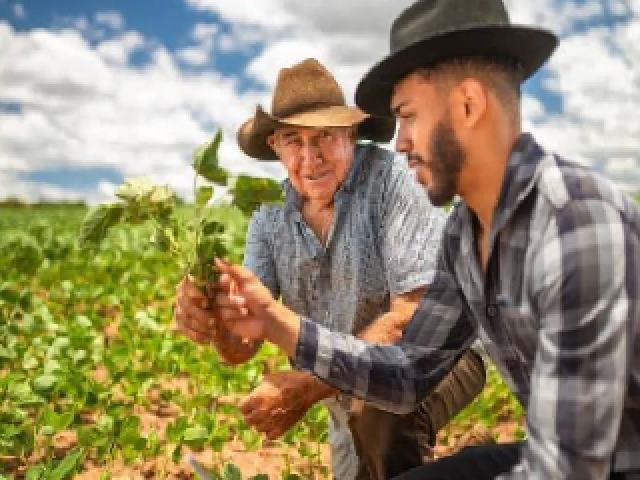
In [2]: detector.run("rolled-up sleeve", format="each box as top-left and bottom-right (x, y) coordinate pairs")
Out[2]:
(295, 242), (477, 413)
(500, 198), (640, 480)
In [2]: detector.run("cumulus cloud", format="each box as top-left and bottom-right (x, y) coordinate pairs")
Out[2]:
(12, 3), (25, 19)
(0, 20), (278, 203)
(95, 11), (124, 30)
(0, 0), (638, 202)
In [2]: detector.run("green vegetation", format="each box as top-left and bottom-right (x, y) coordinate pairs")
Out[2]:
(0, 132), (553, 478)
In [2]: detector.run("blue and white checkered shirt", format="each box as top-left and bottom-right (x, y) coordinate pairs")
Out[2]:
(243, 144), (446, 480)
(295, 134), (640, 479)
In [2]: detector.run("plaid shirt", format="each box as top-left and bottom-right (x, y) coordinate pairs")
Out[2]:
(295, 134), (640, 479)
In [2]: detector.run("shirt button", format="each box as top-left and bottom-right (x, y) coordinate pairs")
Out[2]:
(486, 304), (497, 318)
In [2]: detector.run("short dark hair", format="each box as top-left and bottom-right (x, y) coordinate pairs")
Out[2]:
(417, 56), (524, 119)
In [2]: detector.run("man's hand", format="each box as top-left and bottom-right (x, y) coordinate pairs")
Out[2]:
(175, 275), (259, 365)
(214, 259), (300, 357)
(175, 276), (215, 345)
(239, 371), (331, 440)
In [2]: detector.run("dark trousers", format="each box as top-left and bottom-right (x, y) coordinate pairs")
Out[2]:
(393, 442), (640, 480)
(348, 349), (487, 480)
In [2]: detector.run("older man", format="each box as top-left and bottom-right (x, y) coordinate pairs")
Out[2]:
(208, 1), (640, 479)
(176, 58), (485, 480)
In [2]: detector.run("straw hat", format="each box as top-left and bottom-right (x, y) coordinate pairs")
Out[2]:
(237, 58), (396, 161)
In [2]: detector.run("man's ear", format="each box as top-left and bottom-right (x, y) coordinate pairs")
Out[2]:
(267, 134), (277, 150)
(453, 78), (488, 129)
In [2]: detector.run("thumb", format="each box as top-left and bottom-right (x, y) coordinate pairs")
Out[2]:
(215, 258), (256, 288)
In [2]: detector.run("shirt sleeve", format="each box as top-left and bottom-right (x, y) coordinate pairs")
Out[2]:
(242, 207), (280, 299)
(378, 159), (446, 296)
(499, 198), (639, 480)
(295, 235), (477, 413)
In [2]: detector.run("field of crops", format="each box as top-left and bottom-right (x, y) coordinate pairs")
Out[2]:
(0, 203), (526, 479)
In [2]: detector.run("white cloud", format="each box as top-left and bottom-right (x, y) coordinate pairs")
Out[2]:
(12, 3), (25, 19)
(96, 32), (145, 64)
(95, 11), (124, 30)
(176, 46), (210, 66)
(0, 20), (280, 202)
(1, 0), (639, 202)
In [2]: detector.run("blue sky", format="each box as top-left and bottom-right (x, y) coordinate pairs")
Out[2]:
(1, 0), (639, 203)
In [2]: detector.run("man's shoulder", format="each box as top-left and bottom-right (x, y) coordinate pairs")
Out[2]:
(356, 143), (396, 176)
(249, 202), (286, 234)
(536, 153), (635, 216)
(356, 143), (418, 192)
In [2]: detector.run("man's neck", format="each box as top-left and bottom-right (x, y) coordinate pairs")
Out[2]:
(461, 130), (521, 235)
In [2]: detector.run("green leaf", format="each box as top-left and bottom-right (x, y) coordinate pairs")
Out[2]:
(220, 463), (242, 480)
(25, 465), (46, 480)
(22, 355), (39, 370)
(229, 175), (283, 216)
(33, 374), (57, 391)
(201, 219), (224, 236)
(49, 447), (85, 480)
(77, 204), (124, 246)
(150, 226), (171, 253)
(38, 425), (55, 436)
(171, 443), (184, 464)
(192, 131), (229, 185)
(196, 186), (214, 208)
(183, 425), (208, 442)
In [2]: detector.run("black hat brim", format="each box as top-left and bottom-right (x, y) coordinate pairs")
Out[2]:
(356, 25), (558, 117)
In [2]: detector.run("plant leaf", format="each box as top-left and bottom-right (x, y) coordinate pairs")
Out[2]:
(192, 131), (229, 185)
(77, 204), (124, 246)
(48, 447), (85, 480)
(229, 175), (283, 216)
(195, 186), (214, 208)
(183, 425), (208, 442)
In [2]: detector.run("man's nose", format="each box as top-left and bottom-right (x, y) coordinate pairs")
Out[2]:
(300, 141), (322, 164)
(394, 126), (410, 153)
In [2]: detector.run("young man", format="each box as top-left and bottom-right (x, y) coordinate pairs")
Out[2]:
(175, 58), (485, 480)
(208, 1), (640, 479)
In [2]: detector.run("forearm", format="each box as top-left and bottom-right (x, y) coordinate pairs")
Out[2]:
(295, 315), (475, 414)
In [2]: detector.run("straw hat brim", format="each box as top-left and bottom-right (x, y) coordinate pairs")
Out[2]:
(237, 105), (395, 161)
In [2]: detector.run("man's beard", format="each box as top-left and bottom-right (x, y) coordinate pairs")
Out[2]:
(426, 113), (466, 207)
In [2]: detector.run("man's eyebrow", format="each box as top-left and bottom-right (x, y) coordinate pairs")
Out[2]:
(391, 100), (408, 116)
(279, 131), (298, 139)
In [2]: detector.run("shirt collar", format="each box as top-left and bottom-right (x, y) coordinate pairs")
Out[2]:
(457, 133), (546, 255)
(490, 133), (546, 235)
(282, 144), (366, 218)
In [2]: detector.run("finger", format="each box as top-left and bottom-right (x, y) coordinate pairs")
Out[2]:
(216, 272), (234, 292)
(183, 302), (213, 330)
(176, 310), (212, 336)
(177, 281), (208, 310)
(214, 291), (247, 310)
(243, 408), (270, 428)
(177, 323), (213, 345)
(215, 259), (257, 288)
(216, 305), (247, 324)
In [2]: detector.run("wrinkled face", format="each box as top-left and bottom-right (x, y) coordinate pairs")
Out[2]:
(268, 126), (355, 204)
(392, 72), (466, 206)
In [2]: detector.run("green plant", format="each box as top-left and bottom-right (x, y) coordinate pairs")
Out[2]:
(77, 130), (283, 290)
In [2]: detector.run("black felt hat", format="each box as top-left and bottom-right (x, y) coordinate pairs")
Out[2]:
(356, 0), (559, 116)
